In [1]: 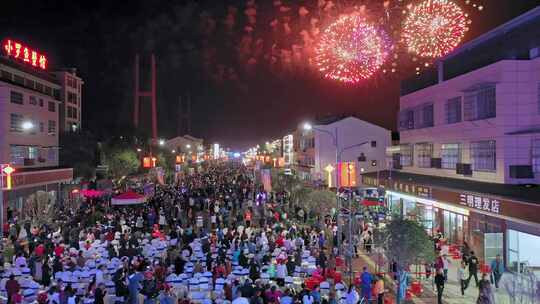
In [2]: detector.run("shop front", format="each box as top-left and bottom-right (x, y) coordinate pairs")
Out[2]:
(1, 168), (73, 230)
(385, 190), (469, 244)
(362, 171), (540, 267)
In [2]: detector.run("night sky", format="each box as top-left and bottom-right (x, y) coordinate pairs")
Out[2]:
(2, 0), (539, 149)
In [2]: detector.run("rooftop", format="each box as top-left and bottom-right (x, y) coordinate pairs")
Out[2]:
(363, 170), (540, 204)
(401, 5), (540, 95)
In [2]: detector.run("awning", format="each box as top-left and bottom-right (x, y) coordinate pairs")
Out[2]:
(111, 191), (146, 205)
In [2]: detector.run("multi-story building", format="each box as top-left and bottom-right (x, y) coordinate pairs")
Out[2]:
(363, 7), (540, 275)
(282, 134), (294, 167)
(293, 116), (391, 186)
(53, 69), (83, 132)
(0, 39), (74, 228)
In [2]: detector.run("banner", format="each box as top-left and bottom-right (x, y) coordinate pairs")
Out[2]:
(261, 169), (272, 192)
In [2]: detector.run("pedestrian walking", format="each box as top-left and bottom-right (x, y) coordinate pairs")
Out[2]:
(374, 274), (385, 304)
(477, 273), (495, 304)
(490, 254), (504, 289)
(435, 269), (445, 304)
(360, 266), (373, 301)
(468, 251), (480, 287)
(458, 260), (469, 296)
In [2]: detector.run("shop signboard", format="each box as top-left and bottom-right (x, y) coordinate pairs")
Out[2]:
(458, 193), (501, 214)
(392, 181), (432, 198)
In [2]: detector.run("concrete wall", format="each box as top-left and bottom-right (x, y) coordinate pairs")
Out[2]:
(399, 58), (540, 184)
(0, 82), (59, 168)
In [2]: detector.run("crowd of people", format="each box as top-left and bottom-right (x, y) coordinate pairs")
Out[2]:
(0, 164), (383, 304)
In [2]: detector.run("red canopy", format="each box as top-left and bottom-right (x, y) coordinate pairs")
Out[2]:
(111, 191), (146, 205)
(361, 199), (383, 207)
(81, 189), (105, 198)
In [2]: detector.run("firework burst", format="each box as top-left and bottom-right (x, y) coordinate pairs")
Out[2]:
(314, 15), (390, 83)
(402, 0), (469, 58)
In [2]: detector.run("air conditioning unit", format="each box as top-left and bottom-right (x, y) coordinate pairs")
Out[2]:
(24, 158), (35, 166)
(431, 158), (442, 169)
(530, 47), (540, 59)
(509, 165), (533, 179)
(456, 163), (472, 176)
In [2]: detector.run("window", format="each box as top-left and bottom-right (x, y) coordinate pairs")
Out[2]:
(48, 101), (56, 112)
(471, 140), (496, 171)
(10, 113), (23, 132)
(67, 92), (77, 104)
(44, 86), (52, 96)
(28, 146), (38, 160)
(39, 98), (44, 107)
(441, 143), (461, 169)
(1, 70), (12, 80)
(532, 139), (540, 173)
(400, 144), (413, 167)
(419, 103), (434, 128)
(415, 143), (433, 168)
(25, 78), (35, 89)
(35, 82), (43, 92)
(13, 74), (25, 85)
(399, 109), (415, 130)
(29, 96), (37, 105)
(48, 120), (56, 134)
(39, 122), (44, 133)
(10, 146), (25, 165)
(10, 91), (23, 104)
(48, 148), (58, 162)
(464, 85), (496, 121)
(445, 97), (462, 124)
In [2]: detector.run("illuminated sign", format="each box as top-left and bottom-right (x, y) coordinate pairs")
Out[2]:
(3, 39), (47, 70)
(338, 162), (356, 187)
(1, 164), (15, 190)
(142, 157), (157, 168)
(459, 193), (501, 214)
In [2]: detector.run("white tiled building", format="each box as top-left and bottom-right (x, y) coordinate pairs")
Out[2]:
(308, 116), (391, 187)
(396, 7), (540, 185)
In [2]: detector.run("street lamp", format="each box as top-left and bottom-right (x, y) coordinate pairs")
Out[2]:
(22, 121), (34, 131)
(172, 150), (176, 153)
(158, 139), (165, 146)
(303, 122), (313, 131)
(186, 144), (191, 149)
(136, 148), (142, 152)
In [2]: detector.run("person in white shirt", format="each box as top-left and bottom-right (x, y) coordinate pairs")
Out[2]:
(231, 291), (250, 304)
(346, 285), (360, 304)
(302, 292), (314, 304)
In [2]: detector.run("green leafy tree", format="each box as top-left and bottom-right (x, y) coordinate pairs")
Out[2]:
(375, 219), (435, 303)
(102, 148), (140, 179)
(305, 189), (336, 216)
(375, 218), (435, 268)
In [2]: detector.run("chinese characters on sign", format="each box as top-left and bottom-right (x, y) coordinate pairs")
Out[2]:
(393, 181), (432, 198)
(3, 39), (47, 70)
(459, 193), (501, 214)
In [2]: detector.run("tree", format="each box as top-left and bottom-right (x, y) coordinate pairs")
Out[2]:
(59, 131), (99, 180)
(375, 218), (436, 303)
(22, 191), (55, 226)
(305, 189), (336, 216)
(102, 148), (140, 179)
(376, 218), (435, 267)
